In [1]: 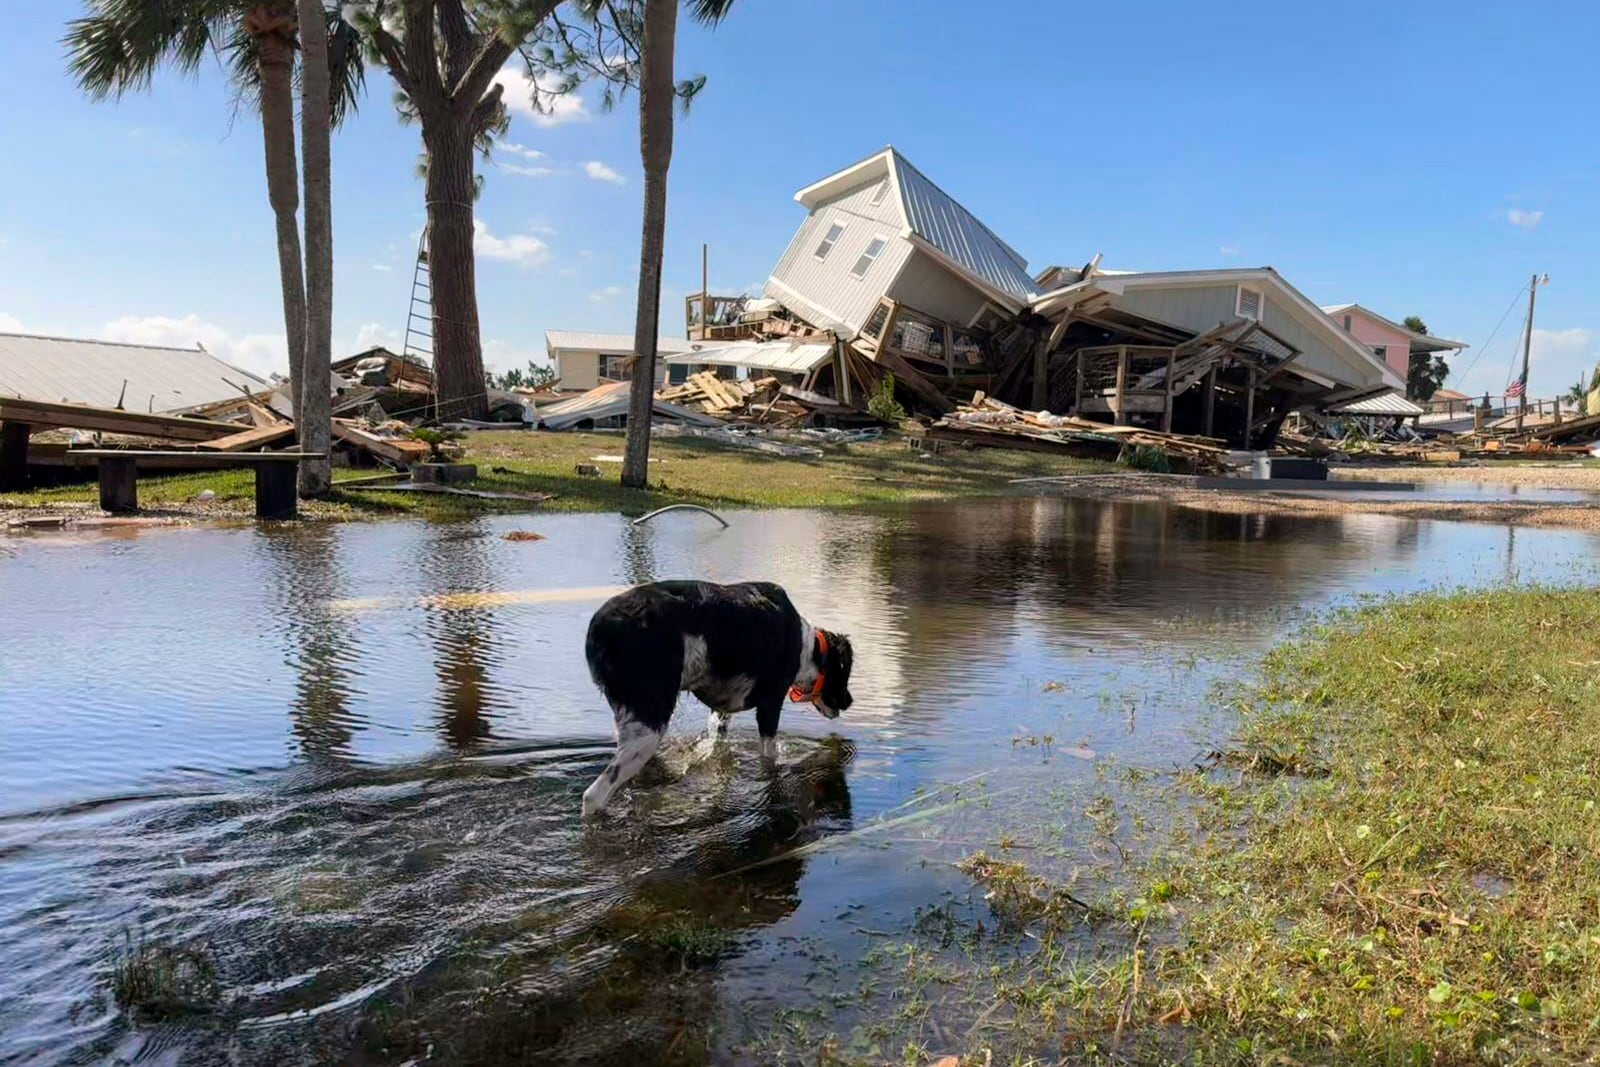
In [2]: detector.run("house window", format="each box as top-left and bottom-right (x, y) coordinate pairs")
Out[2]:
(1371, 344), (1388, 362)
(1236, 286), (1263, 320)
(667, 363), (690, 385)
(1342, 315), (1352, 331)
(851, 237), (887, 278)
(599, 354), (632, 381)
(861, 301), (892, 340)
(870, 178), (890, 206)
(814, 221), (846, 260)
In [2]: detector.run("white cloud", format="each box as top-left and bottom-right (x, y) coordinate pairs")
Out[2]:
(493, 67), (590, 128)
(588, 285), (625, 303)
(372, 263), (393, 272)
(558, 267), (580, 278)
(1219, 244), (1241, 257)
(0, 312), (23, 332)
(1507, 208), (1544, 231)
(101, 313), (288, 377)
(1455, 325), (1598, 398)
(584, 160), (625, 185)
(501, 162), (564, 178)
(501, 142), (545, 160)
(354, 322), (404, 352)
(473, 220), (552, 268)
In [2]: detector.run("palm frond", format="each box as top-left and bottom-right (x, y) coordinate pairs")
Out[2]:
(65, 0), (236, 98)
(685, 0), (736, 26)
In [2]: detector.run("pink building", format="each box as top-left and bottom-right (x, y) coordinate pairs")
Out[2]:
(1320, 303), (1466, 384)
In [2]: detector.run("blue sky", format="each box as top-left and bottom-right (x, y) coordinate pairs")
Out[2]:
(2, 1), (1597, 397)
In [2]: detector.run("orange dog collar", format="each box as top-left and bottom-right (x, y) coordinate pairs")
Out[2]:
(789, 630), (828, 704)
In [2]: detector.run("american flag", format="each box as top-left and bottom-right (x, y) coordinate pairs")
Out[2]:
(1506, 375), (1526, 399)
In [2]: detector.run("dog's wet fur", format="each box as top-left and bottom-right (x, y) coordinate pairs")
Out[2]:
(582, 580), (853, 816)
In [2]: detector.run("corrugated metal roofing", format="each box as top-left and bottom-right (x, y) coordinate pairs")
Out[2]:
(1331, 391), (1426, 416)
(544, 331), (697, 355)
(0, 332), (269, 412)
(890, 151), (1039, 308)
(663, 340), (834, 374)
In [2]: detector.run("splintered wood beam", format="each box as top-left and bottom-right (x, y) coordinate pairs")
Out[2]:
(1203, 367), (1217, 438)
(195, 423), (298, 452)
(874, 345), (954, 414)
(0, 398), (239, 441)
(1162, 347), (1177, 433)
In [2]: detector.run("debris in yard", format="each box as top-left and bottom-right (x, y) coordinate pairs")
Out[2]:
(574, 463), (601, 477)
(538, 381), (724, 431)
(502, 530), (545, 542)
(928, 393), (1230, 473)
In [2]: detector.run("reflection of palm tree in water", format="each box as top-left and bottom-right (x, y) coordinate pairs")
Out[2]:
(259, 524), (360, 762)
(417, 524), (505, 749)
(365, 738), (855, 1065)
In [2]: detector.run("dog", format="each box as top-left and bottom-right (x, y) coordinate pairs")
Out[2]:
(581, 580), (853, 817)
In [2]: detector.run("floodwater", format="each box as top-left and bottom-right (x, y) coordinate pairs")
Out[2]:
(1326, 476), (1600, 504)
(2, 498), (1596, 1065)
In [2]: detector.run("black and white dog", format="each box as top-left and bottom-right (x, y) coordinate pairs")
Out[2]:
(581, 580), (853, 817)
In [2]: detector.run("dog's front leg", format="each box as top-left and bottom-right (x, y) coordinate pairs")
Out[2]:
(755, 701), (782, 761)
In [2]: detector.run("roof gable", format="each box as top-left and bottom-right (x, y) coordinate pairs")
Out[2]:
(793, 147), (1039, 311)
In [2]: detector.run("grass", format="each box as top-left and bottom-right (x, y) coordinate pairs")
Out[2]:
(110, 932), (219, 1020)
(1105, 586), (1600, 1063)
(0, 430), (1113, 521)
(741, 586), (1600, 1066)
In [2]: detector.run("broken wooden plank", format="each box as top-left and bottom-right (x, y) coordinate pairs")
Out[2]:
(0, 397), (241, 441)
(331, 419), (431, 465)
(195, 423), (297, 452)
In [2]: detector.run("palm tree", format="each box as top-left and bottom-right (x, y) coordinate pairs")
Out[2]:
(297, 0), (333, 495)
(619, 0), (734, 488)
(66, 0), (363, 468)
(351, 0), (566, 421)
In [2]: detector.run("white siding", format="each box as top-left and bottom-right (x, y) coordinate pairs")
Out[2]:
(1113, 284), (1374, 387)
(886, 251), (992, 325)
(554, 350), (668, 392)
(765, 181), (912, 337)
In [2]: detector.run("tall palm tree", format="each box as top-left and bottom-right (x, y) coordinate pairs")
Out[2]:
(297, 0), (333, 495)
(66, 1), (363, 466)
(351, 0), (563, 421)
(620, 0), (734, 488)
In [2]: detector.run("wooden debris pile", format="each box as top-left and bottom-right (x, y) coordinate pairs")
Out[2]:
(657, 371), (813, 426)
(928, 392), (1230, 472)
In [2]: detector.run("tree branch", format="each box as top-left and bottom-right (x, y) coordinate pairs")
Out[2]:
(455, 0), (561, 106)
(368, 22), (416, 98)
(436, 0), (474, 86)
(401, 0), (443, 104)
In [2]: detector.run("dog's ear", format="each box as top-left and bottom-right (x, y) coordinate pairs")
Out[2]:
(822, 631), (853, 712)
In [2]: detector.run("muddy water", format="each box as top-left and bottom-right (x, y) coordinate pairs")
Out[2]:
(2, 499), (1595, 1065)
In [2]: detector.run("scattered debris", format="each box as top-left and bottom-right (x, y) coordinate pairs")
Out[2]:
(502, 530), (545, 542)
(928, 393), (1230, 473)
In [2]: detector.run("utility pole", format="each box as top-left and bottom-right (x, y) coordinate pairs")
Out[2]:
(1515, 273), (1542, 432)
(700, 243), (709, 341)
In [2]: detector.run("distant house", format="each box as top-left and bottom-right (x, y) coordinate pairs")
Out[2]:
(765, 147), (1038, 341)
(1320, 304), (1466, 383)
(543, 331), (699, 392)
(0, 330), (269, 412)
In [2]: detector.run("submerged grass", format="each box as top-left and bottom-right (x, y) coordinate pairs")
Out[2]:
(0, 430), (1112, 521)
(109, 932), (219, 1021)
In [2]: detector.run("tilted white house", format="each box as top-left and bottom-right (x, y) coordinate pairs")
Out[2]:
(764, 147), (1038, 341)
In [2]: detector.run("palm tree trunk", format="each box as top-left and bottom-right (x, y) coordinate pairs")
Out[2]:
(424, 123), (488, 421)
(297, 0), (333, 496)
(621, 0), (678, 489)
(254, 18), (306, 414)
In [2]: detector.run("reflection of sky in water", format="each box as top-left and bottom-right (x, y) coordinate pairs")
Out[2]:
(2, 500), (1597, 1063)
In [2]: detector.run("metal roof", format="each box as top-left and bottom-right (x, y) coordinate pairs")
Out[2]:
(662, 340), (834, 374)
(0, 331), (269, 412)
(536, 380), (723, 430)
(544, 331), (698, 356)
(1330, 391), (1426, 416)
(889, 151), (1040, 309)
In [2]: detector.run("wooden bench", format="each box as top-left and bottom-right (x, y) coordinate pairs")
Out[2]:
(64, 450), (324, 519)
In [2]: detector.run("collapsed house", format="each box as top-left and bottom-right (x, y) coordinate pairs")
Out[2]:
(594, 147), (1414, 452)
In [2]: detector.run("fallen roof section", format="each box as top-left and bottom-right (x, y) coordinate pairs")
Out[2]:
(1329, 391), (1426, 417)
(0, 331), (269, 412)
(662, 339), (835, 375)
(536, 380), (724, 430)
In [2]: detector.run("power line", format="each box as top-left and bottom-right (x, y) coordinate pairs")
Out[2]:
(1452, 282), (1530, 388)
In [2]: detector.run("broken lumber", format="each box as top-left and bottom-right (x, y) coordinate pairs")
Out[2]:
(0, 397), (241, 441)
(195, 423), (297, 452)
(330, 419), (431, 465)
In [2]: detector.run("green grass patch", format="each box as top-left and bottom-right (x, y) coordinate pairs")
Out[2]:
(110, 932), (219, 1020)
(1117, 586), (1600, 1063)
(0, 430), (1112, 520)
